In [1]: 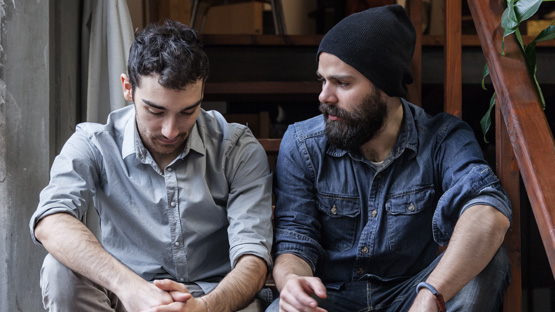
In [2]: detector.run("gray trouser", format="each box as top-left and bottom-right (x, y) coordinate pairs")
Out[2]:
(40, 254), (265, 312)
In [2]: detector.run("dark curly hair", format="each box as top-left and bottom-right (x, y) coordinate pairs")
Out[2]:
(127, 19), (209, 93)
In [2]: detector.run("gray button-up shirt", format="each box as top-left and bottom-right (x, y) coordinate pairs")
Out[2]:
(30, 105), (273, 293)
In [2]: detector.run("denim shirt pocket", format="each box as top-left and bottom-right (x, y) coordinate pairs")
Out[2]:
(316, 194), (361, 252)
(385, 187), (435, 254)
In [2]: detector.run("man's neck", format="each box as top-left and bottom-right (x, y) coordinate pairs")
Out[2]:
(360, 97), (404, 162)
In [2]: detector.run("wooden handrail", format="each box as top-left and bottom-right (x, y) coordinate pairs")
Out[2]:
(467, 0), (555, 277)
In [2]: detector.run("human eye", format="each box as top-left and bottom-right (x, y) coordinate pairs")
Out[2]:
(181, 103), (201, 115)
(146, 107), (163, 116)
(337, 80), (349, 87)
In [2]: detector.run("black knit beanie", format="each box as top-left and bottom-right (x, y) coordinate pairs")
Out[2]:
(317, 4), (416, 98)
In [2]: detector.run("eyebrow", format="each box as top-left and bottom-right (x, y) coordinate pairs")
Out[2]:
(316, 71), (354, 81)
(142, 99), (202, 112)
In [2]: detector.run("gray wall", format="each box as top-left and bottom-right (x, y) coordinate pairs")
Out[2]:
(0, 1), (80, 311)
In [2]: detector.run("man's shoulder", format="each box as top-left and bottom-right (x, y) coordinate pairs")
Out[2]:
(288, 114), (326, 140)
(197, 109), (250, 143)
(405, 101), (469, 137)
(75, 105), (133, 138)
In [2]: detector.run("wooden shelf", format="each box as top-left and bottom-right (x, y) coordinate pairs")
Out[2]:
(205, 81), (320, 95)
(200, 34), (323, 46)
(422, 34), (555, 47)
(200, 34), (555, 48)
(204, 82), (320, 102)
(200, 33), (554, 100)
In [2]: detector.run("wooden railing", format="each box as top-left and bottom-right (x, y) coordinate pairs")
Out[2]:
(466, 0), (555, 310)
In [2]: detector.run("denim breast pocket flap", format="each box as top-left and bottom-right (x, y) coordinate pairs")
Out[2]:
(316, 194), (360, 218)
(385, 187), (435, 216)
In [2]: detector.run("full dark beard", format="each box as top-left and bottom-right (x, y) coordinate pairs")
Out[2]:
(319, 89), (388, 153)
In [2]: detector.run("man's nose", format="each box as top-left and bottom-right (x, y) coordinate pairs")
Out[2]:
(318, 84), (338, 105)
(161, 117), (179, 139)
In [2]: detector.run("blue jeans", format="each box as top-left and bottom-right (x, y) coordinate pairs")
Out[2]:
(266, 247), (510, 312)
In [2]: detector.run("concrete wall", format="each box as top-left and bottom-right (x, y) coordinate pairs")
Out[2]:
(0, 1), (80, 311)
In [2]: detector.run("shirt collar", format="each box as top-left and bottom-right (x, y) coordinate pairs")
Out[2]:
(122, 107), (139, 160)
(184, 122), (206, 157)
(121, 108), (207, 163)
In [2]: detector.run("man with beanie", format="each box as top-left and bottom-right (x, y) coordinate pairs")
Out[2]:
(267, 4), (511, 312)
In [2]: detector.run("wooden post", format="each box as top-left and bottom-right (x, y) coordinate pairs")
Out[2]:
(444, 0), (462, 118)
(496, 102), (522, 312)
(407, 0), (422, 107)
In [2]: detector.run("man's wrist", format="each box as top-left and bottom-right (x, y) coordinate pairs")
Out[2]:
(200, 296), (210, 312)
(416, 282), (446, 312)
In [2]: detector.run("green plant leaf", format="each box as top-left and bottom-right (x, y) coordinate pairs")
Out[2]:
(501, 0), (519, 37)
(523, 42), (545, 108)
(533, 23), (555, 43)
(515, 28), (526, 50)
(524, 40), (537, 71)
(533, 73), (546, 109)
(481, 93), (496, 143)
(523, 21), (554, 109)
(514, 0), (543, 23)
(482, 64), (490, 90)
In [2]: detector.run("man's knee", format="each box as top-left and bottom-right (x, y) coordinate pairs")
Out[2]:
(448, 246), (511, 311)
(41, 254), (81, 300)
(265, 298), (280, 312)
(479, 246), (511, 286)
(40, 254), (111, 311)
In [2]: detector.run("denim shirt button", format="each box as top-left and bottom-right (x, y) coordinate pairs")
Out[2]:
(408, 203), (415, 212)
(356, 267), (364, 274)
(331, 205), (338, 215)
(371, 210), (378, 218)
(361, 246), (369, 254)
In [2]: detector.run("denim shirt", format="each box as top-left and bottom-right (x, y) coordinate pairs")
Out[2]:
(30, 106), (273, 293)
(273, 99), (511, 287)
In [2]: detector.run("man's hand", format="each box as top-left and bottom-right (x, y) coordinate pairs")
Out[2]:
(139, 279), (205, 312)
(153, 279), (193, 302)
(278, 275), (327, 312)
(116, 279), (176, 312)
(408, 289), (439, 312)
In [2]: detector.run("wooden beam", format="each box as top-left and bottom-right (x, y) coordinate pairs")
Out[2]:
(407, 0), (422, 107)
(497, 102), (522, 312)
(444, 0), (462, 118)
(205, 81), (321, 95)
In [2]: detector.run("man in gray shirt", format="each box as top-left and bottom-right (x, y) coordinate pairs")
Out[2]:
(30, 20), (273, 312)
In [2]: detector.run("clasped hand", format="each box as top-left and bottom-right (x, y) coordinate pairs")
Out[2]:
(120, 279), (205, 312)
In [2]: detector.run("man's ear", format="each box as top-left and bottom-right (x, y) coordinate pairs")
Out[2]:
(121, 73), (133, 102)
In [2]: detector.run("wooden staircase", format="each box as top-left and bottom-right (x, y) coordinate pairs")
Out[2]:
(408, 0), (555, 310)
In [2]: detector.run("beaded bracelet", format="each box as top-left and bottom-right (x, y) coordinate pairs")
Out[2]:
(416, 282), (446, 312)
(200, 296), (210, 312)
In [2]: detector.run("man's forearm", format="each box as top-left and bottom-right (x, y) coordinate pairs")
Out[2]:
(423, 205), (510, 301)
(34, 212), (144, 294)
(273, 253), (314, 292)
(202, 254), (268, 312)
